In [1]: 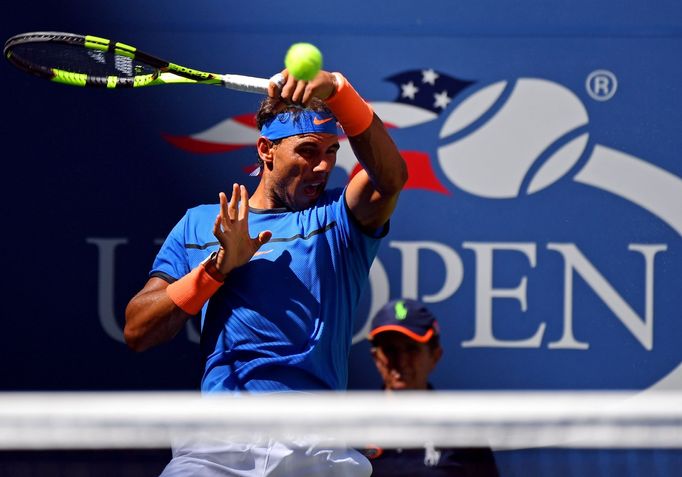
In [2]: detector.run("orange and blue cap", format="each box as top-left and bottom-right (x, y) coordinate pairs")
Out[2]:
(368, 299), (440, 343)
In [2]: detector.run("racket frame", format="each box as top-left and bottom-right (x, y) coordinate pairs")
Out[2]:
(4, 31), (271, 93)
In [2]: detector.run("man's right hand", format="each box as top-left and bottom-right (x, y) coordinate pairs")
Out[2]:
(268, 69), (337, 106)
(213, 183), (272, 276)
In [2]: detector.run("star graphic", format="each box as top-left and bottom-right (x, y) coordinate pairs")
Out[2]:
(401, 81), (419, 100)
(385, 69), (474, 114)
(433, 90), (452, 109)
(422, 68), (439, 85)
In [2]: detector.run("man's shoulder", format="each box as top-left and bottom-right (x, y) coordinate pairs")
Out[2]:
(187, 203), (219, 213)
(184, 203), (219, 220)
(314, 187), (345, 208)
(292, 187), (345, 219)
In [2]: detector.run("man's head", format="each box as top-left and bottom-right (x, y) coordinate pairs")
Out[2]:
(368, 299), (443, 391)
(255, 97), (340, 211)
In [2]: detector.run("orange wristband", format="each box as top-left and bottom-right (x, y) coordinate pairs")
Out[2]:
(325, 73), (374, 137)
(166, 264), (223, 315)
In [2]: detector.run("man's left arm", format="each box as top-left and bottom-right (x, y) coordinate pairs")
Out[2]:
(343, 112), (407, 232)
(323, 72), (407, 232)
(274, 70), (407, 232)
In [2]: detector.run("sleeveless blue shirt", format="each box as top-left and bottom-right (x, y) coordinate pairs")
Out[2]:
(150, 187), (384, 392)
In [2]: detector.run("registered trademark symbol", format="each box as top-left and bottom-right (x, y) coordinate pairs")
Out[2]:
(586, 70), (618, 101)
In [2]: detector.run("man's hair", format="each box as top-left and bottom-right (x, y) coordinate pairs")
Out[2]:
(425, 334), (441, 351)
(254, 97), (333, 169)
(429, 334), (441, 350)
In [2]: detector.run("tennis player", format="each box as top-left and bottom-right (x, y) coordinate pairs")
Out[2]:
(124, 68), (406, 476)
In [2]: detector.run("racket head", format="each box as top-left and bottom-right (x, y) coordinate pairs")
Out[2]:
(3, 31), (217, 88)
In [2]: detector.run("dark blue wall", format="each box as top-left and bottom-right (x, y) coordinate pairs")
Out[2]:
(2, 0), (681, 392)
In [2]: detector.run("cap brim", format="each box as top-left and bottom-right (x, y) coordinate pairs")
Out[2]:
(368, 325), (435, 343)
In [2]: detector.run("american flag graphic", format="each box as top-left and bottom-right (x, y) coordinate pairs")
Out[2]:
(163, 69), (474, 195)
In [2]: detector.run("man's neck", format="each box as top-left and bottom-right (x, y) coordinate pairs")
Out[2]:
(249, 179), (290, 210)
(248, 180), (269, 209)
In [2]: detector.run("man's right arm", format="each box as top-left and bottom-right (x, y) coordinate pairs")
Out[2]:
(124, 184), (271, 352)
(124, 277), (192, 352)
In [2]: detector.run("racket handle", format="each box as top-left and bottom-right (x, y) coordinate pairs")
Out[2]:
(221, 73), (284, 94)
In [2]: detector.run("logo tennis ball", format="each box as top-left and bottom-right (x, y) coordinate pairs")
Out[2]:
(284, 43), (323, 81)
(437, 79), (590, 198)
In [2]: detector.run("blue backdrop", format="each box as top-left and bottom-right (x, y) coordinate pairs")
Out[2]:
(2, 0), (680, 394)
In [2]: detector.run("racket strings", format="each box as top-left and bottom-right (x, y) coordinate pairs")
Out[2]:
(9, 42), (156, 79)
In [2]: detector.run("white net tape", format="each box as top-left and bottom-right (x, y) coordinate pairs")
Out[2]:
(1, 391), (681, 450)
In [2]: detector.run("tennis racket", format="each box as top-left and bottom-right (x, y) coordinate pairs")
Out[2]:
(4, 31), (278, 93)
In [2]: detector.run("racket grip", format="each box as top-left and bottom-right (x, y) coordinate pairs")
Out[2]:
(221, 74), (281, 94)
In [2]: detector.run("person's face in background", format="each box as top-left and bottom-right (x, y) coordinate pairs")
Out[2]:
(371, 331), (442, 390)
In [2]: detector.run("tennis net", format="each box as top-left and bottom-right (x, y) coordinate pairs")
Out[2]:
(1, 390), (681, 450)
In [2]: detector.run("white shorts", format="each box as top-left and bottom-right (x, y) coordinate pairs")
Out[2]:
(159, 435), (372, 477)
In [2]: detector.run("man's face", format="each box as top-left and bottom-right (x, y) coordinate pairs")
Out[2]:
(261, 132), (339, 211)
(371, 332), (442, 391)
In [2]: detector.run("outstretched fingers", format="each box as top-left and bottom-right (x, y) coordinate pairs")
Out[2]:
(218, 191), (229, 229)
(213, 214), (222, 238)
(238, 185), (249, 221)
(256, 230), (272, 246)
(213, 184), (273, 271)
(227, 183), (239, 221)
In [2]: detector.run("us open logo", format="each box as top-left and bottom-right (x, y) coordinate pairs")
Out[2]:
(351, 72), (681, 391)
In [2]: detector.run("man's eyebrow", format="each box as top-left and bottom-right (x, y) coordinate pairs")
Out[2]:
(294, 140), (340, 150)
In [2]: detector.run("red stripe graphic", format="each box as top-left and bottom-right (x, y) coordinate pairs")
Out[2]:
(350, 151), (450, 195)
(161, 133), (251, 154)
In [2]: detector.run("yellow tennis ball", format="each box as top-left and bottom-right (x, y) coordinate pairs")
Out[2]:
(284, 43), (323, 81)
